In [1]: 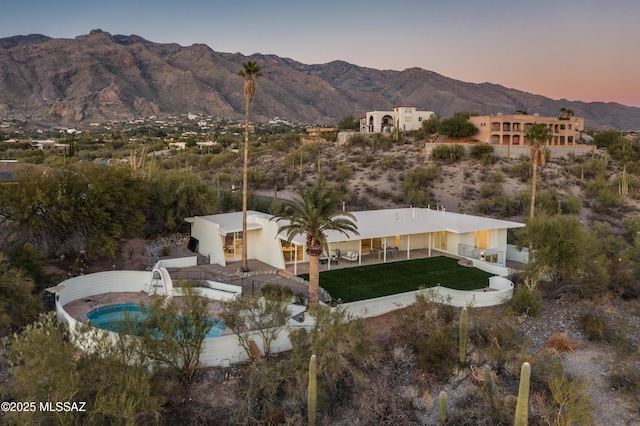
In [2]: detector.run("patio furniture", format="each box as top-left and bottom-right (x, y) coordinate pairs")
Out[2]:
(341, 250), (359, 262)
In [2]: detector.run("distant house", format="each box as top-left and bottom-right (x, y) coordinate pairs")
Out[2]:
(168, 142), (187, 150)
(31, 139), (69, 151)
(359, 105), (435, 133)
(468, 114), (585, 146)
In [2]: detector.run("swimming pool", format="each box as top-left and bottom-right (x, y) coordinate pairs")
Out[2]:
(86, 303), (227, 339)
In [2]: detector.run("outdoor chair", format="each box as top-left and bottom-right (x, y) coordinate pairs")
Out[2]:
(341, 250), (359, 262)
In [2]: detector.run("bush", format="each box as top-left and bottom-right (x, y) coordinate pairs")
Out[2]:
(334, 164), (353, 182)
(347, 133), (371, 148)
(288, 306), (379, 406)
(579, 313), (609, 341)
(470, 144), (494, 160)
(431, 144), (465, 163)
(508, 286), (542, 317)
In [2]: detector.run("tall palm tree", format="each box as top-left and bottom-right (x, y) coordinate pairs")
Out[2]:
(524, 123), (552, 274)
(238, 60), (263, 272)
(273, 186), (359, 309)
(525, 123), (552, 219)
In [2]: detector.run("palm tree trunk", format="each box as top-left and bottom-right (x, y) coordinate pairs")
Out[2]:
(308, 253), (320, 309)
(528, 152), (539, 265)
(529, 153), (538, 219)
(241, 96), (250, 272)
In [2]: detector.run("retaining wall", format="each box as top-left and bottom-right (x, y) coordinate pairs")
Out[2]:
(49, 267), (513, 367)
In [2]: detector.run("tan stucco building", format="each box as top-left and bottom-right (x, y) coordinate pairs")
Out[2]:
(468, 114), (585, 146)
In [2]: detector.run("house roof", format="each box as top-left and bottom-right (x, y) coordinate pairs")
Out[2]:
(291, 207), (524, 245)
(186, 210), (268, 235)
(188, 208), (524, 245)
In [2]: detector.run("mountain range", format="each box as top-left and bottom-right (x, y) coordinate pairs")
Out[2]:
(0, 29), (638, 130)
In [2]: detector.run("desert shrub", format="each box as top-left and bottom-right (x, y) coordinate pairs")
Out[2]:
(544, 333), (580, 353)
(569, 158), (608, 180)
(235, 362), (289, 424)
(0, 255), (41, 332)
(287, 306), (379, 407)
(334, 164), (353, 182)
(395, 290), (458, 381)
(351, 376), (413, 425)
(416, 326), (458, 381)
(431, 144), (465, 163)
(372, 133), (393, 150)
(585, 176), (622, 209)
(347, 133), (370, 148)
(9, 312), (164, 425)
(579, 313), (610, 342)
(469, 309), (528, 375)
(470, 144), (494, 160)
(503, 159), (531, 182)
(261, 284), (293, 300)
(543, 374), (595, 425)
(561, 195), (582, 215)
(221, 293), (291, 362)
(446, 385), (514, 425)
(478, 182), (501, 199)
(508, 285), (542, 317)
(380, 154), (396, 170)
(402, 165), (441, 190)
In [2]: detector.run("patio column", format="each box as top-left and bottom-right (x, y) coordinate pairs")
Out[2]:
(327, 243), (332, 271)
(428, 233), (432, 257)
(358, 240), (362, 266)
(383, 240), (387, 263)
(294, 245), (298, 275)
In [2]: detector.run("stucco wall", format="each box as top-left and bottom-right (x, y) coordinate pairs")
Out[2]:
(51, 268), (513, 368)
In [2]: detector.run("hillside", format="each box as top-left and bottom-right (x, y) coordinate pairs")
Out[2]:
(1, 30), (639, 129)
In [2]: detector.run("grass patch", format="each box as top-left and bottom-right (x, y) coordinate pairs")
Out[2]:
(299, 256), (492, 302)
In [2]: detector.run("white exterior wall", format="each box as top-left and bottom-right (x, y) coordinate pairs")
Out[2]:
(191, 217), (225, 266)
(360, 107), (434, 133)
(250, 215), (286, 269)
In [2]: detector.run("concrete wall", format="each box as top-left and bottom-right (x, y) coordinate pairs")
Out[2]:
(339, 279), (513, 318)
(424, 143), (592, 159)
(51, 268), (513, 367)
(507, 243), (528, 263)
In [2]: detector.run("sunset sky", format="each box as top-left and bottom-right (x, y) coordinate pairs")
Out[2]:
(2, 0), (639, 107)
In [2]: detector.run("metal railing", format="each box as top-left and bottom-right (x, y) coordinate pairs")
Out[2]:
(168, 270), (295, 299)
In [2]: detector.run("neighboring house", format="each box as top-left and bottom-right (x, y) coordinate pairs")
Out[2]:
(186, 207), (524, 274)
(31, 139), (69, 151)
(468, 114), (585, 146)
(169, 142), (187, 150)
(359, 105), (435, 133)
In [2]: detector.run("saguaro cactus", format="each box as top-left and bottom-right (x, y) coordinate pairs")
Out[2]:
(483, 364), (493, 397)
(459, 307), (468, 365)
(439, 390), (447, 423)
(308, 354), (317, 426)
(514, 362), (531, 426)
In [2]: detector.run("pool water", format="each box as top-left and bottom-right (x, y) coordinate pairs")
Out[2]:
(86, 303), (227, 338)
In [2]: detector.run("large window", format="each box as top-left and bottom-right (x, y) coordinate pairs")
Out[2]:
(474, 230), (489, 249)
(281, 241), (303, 262)
(362, 238), (383, 254)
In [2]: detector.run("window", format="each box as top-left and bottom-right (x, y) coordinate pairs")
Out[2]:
(281, 240), (303, 262)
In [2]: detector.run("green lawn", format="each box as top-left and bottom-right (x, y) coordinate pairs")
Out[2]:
(299, 256), (492, 302)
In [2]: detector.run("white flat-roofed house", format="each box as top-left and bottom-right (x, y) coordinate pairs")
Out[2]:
(186, 208), (524, 274)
